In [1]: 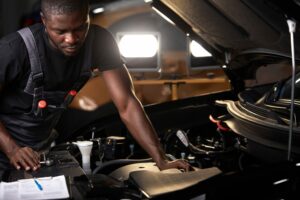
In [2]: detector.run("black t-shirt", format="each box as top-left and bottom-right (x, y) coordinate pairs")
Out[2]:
(0, 23), (125, 167)
(0, 23), (123, 114)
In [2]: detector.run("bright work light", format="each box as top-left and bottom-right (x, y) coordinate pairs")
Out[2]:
(118, 34), (159, 58)
(190, 40), (212, 57)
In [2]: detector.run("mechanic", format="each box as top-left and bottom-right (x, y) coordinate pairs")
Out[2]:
(0, 0), (190, 172)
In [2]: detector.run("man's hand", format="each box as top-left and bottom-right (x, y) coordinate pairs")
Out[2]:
(156, 159), (192, 172)
(0, 122), (40, 171)
(8, 146), (40, 171)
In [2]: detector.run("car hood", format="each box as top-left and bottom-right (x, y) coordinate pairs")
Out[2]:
(152, 0), (300, 76)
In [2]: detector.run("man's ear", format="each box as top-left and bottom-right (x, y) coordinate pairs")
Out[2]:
(40, 12), (46, 25)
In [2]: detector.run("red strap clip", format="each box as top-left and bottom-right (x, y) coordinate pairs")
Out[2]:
(36, 99), (47, 116)
(69, 90), (77, 96)
(38, 100), (47, 109)
(65, 90), (77, 105)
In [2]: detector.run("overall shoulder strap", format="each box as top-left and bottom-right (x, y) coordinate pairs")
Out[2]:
(18, 27), (44, 94)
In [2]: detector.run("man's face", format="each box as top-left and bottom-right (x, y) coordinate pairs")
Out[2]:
(41, 11), (90, 56)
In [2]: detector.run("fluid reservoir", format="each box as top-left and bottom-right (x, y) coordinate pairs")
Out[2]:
(105, 136), (127, 160)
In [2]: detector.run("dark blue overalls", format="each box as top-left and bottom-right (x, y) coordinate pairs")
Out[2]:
(0, 26), (92, 169)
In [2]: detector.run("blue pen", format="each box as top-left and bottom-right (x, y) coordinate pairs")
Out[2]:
(34, 178), (43, 191)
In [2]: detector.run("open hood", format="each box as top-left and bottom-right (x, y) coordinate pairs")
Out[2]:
(152, 0), (300, 69)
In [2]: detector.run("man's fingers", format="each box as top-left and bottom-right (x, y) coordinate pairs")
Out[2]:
(11, 160), (21, 170)
(19, 159), (30, 171)
(23, 147), (40, 164)
(22, 148), (40, 170)
(158, 159), (192, 172)
(176, 159), (191, 172)
(10, 154), (22, 170)
(10, 147), (40, 171)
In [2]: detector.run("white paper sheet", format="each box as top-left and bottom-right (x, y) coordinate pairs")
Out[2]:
(0, 175), (69, 200)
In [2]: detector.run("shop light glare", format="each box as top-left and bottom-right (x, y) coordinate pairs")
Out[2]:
(119, 34), (158, 58)
(190, 40), (212, 57)
(92, 7), (104, 14)
(273, 178), (288, 185)
(152, 7), (175, 25)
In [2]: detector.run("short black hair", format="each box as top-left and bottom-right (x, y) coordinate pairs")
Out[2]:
(41, 0), (89, 18)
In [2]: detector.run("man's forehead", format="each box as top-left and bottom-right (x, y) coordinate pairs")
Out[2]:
(43, 9), (88, 21)
(43, 12), (89, 31)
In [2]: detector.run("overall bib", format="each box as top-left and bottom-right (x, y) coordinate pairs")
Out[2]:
(0, 27), (92, 169)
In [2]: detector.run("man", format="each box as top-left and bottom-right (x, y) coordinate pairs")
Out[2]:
(0, 0), (190, 172)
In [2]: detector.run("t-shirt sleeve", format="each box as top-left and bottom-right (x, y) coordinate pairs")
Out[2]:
(0, 40), (23, 85)
(91, 26), (124, 71)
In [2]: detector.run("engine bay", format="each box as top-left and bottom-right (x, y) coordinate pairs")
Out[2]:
(46, 97), (300, 199)
(1, 90), (299, 199)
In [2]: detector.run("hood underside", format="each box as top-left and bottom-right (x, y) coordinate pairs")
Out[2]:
(152, 0), (300, 62)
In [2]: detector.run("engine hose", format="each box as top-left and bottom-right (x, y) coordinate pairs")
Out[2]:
(92, 158), (153, 174)
(189, 142), (235, 155)
(209, 115), (230, 131)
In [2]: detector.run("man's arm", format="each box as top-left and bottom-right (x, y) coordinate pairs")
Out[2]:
(102, 66), (190, 171)
(0, 85), (40, 171)
(0, 122), (40, 171)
